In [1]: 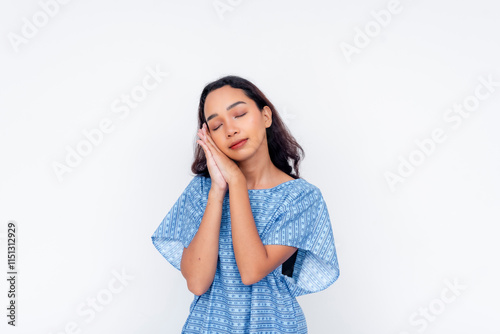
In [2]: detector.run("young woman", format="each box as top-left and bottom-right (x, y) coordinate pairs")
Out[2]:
(151, 75), (340, 333)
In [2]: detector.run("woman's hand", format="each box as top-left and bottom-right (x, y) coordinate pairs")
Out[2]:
(197, 123), (243, 191)
(197, 124), (227, 194)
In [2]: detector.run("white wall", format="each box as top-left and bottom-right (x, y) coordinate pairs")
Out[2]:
(1, 0), (499, 333)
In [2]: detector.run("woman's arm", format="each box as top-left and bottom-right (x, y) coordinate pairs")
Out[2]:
(180, 187), (225, 296)
(229, 175), (298, 285)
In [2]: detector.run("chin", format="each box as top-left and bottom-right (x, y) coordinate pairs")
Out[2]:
(226, 152), (242, 162)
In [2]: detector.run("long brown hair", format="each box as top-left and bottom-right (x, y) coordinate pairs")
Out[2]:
(191, 75), (304, 179)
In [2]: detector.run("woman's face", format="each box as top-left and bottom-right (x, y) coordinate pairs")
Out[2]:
(203, 85), (272, 162)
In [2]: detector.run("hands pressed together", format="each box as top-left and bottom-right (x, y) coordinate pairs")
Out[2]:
(197, 123), (244, 194)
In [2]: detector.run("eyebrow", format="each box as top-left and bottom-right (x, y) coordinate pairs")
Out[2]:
(206, 101), (246, 123)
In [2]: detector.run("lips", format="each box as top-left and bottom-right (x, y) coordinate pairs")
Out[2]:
(230, 139), (248, 149)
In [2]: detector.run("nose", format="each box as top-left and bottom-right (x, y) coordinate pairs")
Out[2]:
(227, 130), (238, 138)
(225, 120), (239, 138)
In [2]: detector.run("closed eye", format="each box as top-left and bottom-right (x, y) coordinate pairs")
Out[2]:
(212, 112), (247, 131)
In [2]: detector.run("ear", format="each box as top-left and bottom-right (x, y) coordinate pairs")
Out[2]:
(262, 106), (272, 128)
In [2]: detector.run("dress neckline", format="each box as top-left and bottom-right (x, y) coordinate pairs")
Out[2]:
(247, 178), (303, 192)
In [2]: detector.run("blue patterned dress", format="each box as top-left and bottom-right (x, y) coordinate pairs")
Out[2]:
(151, 175), (340, 333)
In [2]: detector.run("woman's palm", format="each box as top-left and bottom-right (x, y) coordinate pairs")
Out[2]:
(197, 127), (228, 193)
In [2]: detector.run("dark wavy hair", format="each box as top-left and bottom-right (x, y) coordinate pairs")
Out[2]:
(191, 75), (305, 179)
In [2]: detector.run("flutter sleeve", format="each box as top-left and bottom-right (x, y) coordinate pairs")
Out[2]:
(151, 175), (206, 271)
(262, 186), (340, 297)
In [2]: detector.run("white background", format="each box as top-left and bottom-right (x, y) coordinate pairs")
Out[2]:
(1, 0), (499, 333)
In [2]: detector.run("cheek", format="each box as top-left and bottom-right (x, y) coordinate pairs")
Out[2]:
(254, 121), (268, 138)
(247, 116), (264, 133)
(210, 134), (224, 149)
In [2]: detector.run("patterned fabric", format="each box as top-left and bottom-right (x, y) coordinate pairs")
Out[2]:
(151, 175), (340, 333)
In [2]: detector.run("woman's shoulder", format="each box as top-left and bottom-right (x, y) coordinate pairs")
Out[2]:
(283, 174), (321, 195)
(284, 177), (323, 205)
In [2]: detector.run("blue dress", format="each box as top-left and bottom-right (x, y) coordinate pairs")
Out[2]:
(151, 175), (340, 333)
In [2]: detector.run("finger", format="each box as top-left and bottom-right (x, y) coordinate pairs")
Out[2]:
(198, 130), (215, 155)
(197, 135), (211, 156)
(201, 128), (235, 172)
(197, 129), (210, 149)
(200, 136), (229, 176)
(197, 138), (212, 158)
(198, 139), (222, 178)
(202, 124), (223, 154)
(198, 128), (228, 170)
(203, 136), (226, 167)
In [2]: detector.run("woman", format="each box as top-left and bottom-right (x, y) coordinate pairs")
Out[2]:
(151, 75), (340, 333)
